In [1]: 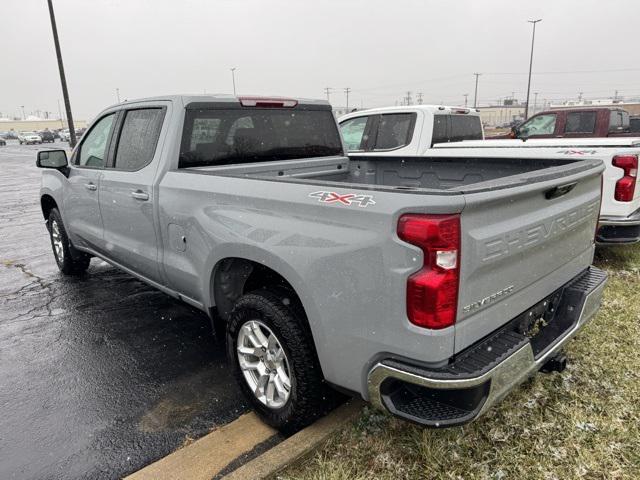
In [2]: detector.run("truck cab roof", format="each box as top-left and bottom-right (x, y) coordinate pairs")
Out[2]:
(339, 104), (480, 122)
(101, 94), (331, 112)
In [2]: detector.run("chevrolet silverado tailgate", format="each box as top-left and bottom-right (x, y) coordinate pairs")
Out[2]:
(454, 159), (604, 352)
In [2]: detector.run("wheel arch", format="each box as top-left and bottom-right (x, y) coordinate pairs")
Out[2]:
(204, 248), (324, 351)
(40, 194), (58, 221)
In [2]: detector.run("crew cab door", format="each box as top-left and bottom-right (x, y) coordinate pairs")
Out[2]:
(63, 112), (116, 251)
(99, 106), (167, 283)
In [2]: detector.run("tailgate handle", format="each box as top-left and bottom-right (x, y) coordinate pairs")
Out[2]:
(545, 182), (577, 200)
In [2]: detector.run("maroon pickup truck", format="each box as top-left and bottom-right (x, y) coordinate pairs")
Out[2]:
(491, 107), (636, 140)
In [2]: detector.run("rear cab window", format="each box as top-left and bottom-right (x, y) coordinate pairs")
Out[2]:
(431, 113), (483, 146)
(179, 106), (342, 168)
(609, 110), (629, 132)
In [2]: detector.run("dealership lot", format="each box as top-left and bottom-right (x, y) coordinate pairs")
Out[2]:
(0, 142), (252, 478)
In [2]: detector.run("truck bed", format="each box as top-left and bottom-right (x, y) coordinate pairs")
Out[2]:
(187, 155), (596, 194)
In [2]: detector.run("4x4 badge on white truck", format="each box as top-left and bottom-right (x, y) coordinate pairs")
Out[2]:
(308, 191), (376, 208)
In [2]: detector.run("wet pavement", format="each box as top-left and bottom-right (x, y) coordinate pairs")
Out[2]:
(0, 141), (249, 479)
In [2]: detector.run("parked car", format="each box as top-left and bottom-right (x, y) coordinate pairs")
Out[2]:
(630, 115), (640, 133)
(18, 131), (42, 145)
(0, 137), (6, 146)
(37, 94), (607, 432)
(490, 107), (634, 140)
(338, 105), (484, 155)
(39, 130), (55, 143)
(58, 129), (70, 142)
(59, 128), (85, 142)
(3, 131), (18, 139)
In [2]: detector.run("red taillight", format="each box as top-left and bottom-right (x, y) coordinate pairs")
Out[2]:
(397, 214), (460, 330)
(238, 96), (298, 108)
(612, 154), (638, 202)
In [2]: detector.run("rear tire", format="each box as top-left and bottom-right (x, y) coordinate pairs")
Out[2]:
(227, 289), (332, 434)
(47, 208), (91, 275)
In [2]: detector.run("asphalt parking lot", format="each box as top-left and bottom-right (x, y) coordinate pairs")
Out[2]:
(0, 141), (250, 479)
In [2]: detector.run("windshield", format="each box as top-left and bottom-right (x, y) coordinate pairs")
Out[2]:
(179, 108), (343, 168)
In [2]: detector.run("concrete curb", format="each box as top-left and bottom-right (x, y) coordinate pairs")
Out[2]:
(125, 412), (278, 480)
(222, 399), (364, 479)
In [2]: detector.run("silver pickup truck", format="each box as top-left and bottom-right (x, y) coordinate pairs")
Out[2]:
(37, 95), (607, 433)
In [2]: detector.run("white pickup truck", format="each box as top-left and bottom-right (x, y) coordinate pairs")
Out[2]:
(339, 105), (484, 154)
(340, 108), (639, 244)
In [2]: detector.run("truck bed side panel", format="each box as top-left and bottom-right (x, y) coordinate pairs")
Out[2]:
(158, 171), (465, 395)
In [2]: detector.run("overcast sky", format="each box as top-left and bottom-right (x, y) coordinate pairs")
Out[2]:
(3, 0), (640, 120)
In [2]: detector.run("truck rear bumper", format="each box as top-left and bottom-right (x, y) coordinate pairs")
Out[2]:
(597, 208), (640, 244)
(367, 266), (607, 428)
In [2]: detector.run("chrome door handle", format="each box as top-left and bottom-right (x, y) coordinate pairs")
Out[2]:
(131, 190), (149, 201)
(84, 183), (97, 191)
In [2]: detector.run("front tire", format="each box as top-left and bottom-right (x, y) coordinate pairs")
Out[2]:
(227, 289), (331, 434)
(47, 208), (91, 275)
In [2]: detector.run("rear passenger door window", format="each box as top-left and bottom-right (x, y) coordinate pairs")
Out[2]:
(339, 116), (369, 151)
(113, 108), (165, 171)
(373, 113), (415, 150)
(564, 111), (596, 134)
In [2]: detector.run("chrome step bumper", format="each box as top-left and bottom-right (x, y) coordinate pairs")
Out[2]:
(367, 266), (608, 427)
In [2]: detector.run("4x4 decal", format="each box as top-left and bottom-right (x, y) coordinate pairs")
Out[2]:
(308, 191), (376, 208)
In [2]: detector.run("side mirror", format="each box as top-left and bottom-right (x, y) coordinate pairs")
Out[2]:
(509, 125), (518, 139)
(37, 150), (68, 171)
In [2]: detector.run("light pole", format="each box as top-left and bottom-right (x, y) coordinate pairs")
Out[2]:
(463, 93), (469, 107)
(473, 73), (481, 108)
(344, 87), (351, 111)
(524, 19), (542, 119)
(230, 68), (237, 96)
(47, 0), (76, 147)
(116, 88), (120, 103)
(20, 105), (25, 120)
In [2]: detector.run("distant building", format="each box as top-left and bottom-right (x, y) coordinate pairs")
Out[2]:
(0, 119), (87, 132)
(549, 99), (640, 116)
(478, 104), (526, 127)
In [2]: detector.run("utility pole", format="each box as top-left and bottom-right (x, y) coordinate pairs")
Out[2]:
(57, 99), (64, 127)
(524, 18), (542, 119)
(578, 91), (583, 102)
(473, 73), (481, 108)
(405, 91), (412, 105)
(344, 87), (351, 111)
(20, 105), (25, 120)
(614, 89), (619, 101)
(230, 67), (237, 96)
(463, 93), (469, 107)
(116, 88), (120, 103)
(417, 92), (423, 104)
(533, 92), (538, 114)
(324, 87), (332, 103)
(47, 0), (76, 146)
